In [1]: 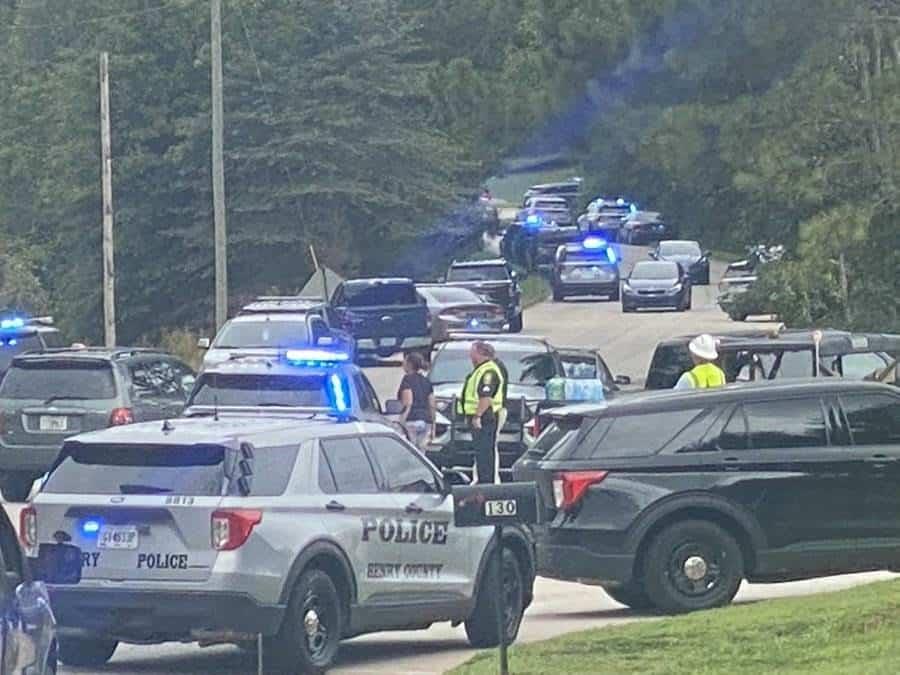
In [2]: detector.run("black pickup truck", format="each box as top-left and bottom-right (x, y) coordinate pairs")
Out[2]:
(326, 278), (432, 360)
(445, 259), (524, 332)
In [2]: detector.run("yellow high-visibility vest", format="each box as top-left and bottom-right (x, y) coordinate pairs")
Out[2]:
(688, 362), (726, 388)
(457, 360), (505, 416)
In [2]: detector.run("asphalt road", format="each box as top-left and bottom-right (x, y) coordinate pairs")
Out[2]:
(8, 243), (893, 674)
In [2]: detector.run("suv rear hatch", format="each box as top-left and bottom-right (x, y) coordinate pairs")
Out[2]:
(36, 442), (234, 582)
(330, 280), (429, 339)
(0, 358), (119, 444)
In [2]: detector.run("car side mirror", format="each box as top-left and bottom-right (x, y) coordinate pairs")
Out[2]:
(614, 375), (632, 386)
(197, 337), (211, 350)
(510, 270), (518, 280)
(384, 399), (404, 415)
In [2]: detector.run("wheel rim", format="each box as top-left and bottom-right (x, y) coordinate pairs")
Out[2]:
(502, 558), (523, 636)
(301, 594), (330, 660)
(666, 541), (726, 598)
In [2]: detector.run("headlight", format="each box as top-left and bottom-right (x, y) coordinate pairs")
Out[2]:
(667, 283), (683, 294)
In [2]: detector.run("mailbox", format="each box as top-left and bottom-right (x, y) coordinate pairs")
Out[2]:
(452, 482), (539, 528)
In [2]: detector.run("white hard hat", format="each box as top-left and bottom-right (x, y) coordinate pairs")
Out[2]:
(689, 334), (718, 361)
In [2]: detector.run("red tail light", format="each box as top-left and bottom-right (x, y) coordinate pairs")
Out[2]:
(108, 407), (134, 426)
(211, 510), (262, 550)
(20, 506), (37, 556)
(552, 471), (609, 511)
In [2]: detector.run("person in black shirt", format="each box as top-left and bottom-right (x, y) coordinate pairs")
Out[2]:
(397, 352), (435, 450)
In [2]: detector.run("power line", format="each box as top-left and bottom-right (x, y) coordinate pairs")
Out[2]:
(3, 0), (200, 31)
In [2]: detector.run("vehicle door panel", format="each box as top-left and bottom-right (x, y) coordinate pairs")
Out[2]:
(317, 437), (406, 604)
(363, 434), (478, 605)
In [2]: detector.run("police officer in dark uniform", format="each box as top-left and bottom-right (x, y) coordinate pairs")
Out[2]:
(456, 341), (506, 484)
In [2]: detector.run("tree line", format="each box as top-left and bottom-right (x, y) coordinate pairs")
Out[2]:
(0, 0), (896, 342)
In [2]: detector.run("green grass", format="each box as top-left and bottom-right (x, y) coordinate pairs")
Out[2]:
(451, 579), (900, 675)
(486, 166), (580, 205)
(519, 273), (551, 308)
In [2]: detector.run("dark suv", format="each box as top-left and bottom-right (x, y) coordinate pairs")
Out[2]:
(446, 259), (524, 333)
(527, 380), (900, 613)
(0, 348), (195, 500)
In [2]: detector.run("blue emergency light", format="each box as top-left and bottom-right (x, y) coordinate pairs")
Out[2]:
(525, 214), (542, 228)
(616, 198), (626, 206)
(0, 317), (25, 330)
(582, 236), (607, 250)
(469, 318), (480, 328)
(606, 248), (618, 264)
(284, 348), (350, 366)
(328, 373), (350, 413)
(81, 519), (101, 536)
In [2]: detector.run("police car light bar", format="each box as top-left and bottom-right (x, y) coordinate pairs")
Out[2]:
(0, 317), (25, 330)
(525, 214), (542, 228)
(329, 373), (350, 413)
(582, 236), (607, 250)
(284, 348), (350, 365)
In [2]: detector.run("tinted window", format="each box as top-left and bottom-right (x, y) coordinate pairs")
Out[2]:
(666, 408), (718, 452)
(744, 398), (827, 449)
(318, 449), (338, 494)
(715, 408), (748, 451)
(841, 394), (900, 445)
(320, 438), (378, 493)
(41, 332), (66, 349)
(189, 374), (328, 408)
(0, 334), (43, 372)
(839, 352), (890, 380)
(646, 344), (693, 389)
(0, 360), (116, 400)
(533, 421), (580, 460)
(366, 436), (439, 493)
(214, 319), (309, 349)
(571, 409), (704, 458)
(337, 282), (417, 307)
(130, 359), (190, 401)
(630, 262), (678, 280)
(447, 266), (510, 282)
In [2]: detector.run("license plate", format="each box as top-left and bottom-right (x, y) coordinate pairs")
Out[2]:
(98, 525), (139, 550)
(39, 415), (68, 432)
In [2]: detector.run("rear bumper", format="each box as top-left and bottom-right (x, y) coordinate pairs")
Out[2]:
(49, 587), (285, 639)
(536, 543), (634, 585)
(0, 443), (61, 473)
(556, 280), (619, 296)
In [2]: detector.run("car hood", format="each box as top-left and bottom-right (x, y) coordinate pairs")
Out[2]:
(625, 278), (680, 291)
(432, 382), (546, 402)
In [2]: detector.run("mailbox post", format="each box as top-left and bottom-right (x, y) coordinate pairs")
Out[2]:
(453, 482), (539, 675)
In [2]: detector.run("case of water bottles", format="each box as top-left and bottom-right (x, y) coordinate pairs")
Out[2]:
(544, 377), (606, 402)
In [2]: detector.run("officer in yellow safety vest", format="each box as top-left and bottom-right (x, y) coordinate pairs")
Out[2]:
(674, 334), (726, 390)
(456, 341), (506, 483)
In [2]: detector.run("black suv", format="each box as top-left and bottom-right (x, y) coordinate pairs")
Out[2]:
(0, 348), (195, 500)
(445, 259), (524, 332)
(526, 380), (900, 613)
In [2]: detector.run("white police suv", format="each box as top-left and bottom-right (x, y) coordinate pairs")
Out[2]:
(23, 413), (535, 673)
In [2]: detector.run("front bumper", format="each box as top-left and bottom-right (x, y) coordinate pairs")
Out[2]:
(355, 335), (431, 356)
(0, 442), (61, 473)
(49, 587), (285, 639)
(623, 291), (683, 308)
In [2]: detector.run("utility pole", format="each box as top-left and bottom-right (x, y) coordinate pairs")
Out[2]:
(211, 0), (228, 328)
(99, 52), (116, 347)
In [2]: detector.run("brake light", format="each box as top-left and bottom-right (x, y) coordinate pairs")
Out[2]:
(552, 471), (609, 511)
(109, 407), (134, 427)
(211, 510), (262, 550)
(20, 506), (37, 556)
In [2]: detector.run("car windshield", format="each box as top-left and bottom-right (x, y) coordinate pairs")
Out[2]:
(430, 347), (557, 385)
(0, 334), (43, 372)
(0, 360), (117, 400)
(631, 262), (678, 280)
(213, 320), (308, 349)
(447, 266), (509, 282)
(660, 242), (700, 257)
(338, 282), (417, 306)
(564, 251), (615, 264)
(189, 373), (329, 408)
(419, 287), (484, 305)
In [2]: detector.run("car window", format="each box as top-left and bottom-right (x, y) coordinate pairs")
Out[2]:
(0, 334), (43, 372)
(770, 351), (814, 379)
(354, 374), (378, 413)
(319, 437), (379, 493)
(839, 352), (890, 380)
(336, 282), (417, 307)
(365, 435), (440, 494)
(0, 359), (117, 400)
(41, 331), (66, 349)
(189, 373), (329, 408)
(665, 408), (719, 452)
(570, 409), (704, 459)
(630, 262), (678, 280)
(130, 359), (188, 401)
(744, 398), (827, 449)
(714, 407), (749, 451)
(429, 347), (553, 385)
(308, 316), (329, 343)
(534, 420), (581, 459)
(646, 344), (693, 389)
(560, 355), (597, 380)
(841, 394), (900, 445)
(213, 319), (309, 349)
(447, 266), (509, 282)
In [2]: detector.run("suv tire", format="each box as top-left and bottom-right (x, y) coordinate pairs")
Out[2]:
(602, 581), (654, 610)
(0, 473), (35, 502)
(642, 519), (743, 613)
(465, 547), (525, 648)
(58, 636), (118, 667)
(265, 569), (343, 675)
